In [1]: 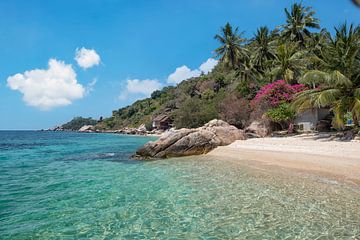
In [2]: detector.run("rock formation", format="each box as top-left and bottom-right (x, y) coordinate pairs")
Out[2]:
(78, 125), (95, 132)
(133, 119), (246, 159)
(245, 120), (271, 138)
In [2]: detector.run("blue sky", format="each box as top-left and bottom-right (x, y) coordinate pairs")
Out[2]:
(0, 0), (359, 130)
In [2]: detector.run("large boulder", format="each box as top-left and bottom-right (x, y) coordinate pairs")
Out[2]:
(245, 120), (270, 138)
(133, 119), (246, 159)
(78, 125), (94, 132)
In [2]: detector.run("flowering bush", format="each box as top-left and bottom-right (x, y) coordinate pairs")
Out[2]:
(251, 80), (306, 107)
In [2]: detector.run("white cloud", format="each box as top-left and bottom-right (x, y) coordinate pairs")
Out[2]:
(86, 78), (97, 94)
(118, 79), (162, 101)
(75, 47), (100, 69)
(199, 58), (218, 74)
(167, 66), (201, 84)
(126, 79), (162, 95)
(167, 58), (218, 84)
(7, 59), (85, 110)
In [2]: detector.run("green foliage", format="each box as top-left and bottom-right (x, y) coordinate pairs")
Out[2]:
(174, 98), (218, 129)
(62, 117), (98, 130)
(201, 89), (215, 100)
(95, 2), (360, 132)
(281, 2), (320, 44)
(266, 103), (296, 124)
(214, 22), (248, 69)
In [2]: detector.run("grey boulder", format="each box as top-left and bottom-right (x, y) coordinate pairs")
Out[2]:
(133, 119), (246, 159)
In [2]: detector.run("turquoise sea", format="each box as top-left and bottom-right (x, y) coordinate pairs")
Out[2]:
(1, 131), (360, 239)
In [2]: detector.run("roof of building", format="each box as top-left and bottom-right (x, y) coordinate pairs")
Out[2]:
(153, 115), (170, 122)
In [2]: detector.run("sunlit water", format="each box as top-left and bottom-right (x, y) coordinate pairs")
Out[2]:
(1, 131), (359, 239)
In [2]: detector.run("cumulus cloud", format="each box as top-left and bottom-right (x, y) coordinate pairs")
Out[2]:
(199, 58), (218, 74)
(167, 66), (201, 84)
(7, 59), (85, 110)
(75, 47), (100, 69)
(167, 58), (218, 84)
(126, 79), (162, 95)
(118, 78), (162, 101)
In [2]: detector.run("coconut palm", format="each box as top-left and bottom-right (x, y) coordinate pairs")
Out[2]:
(292, 23), (360, 128)
(292, 70), (360, 128)
(214, 23), (247, 69)
(281, 3), (320, 44)
(269, 43), (308, 83)
(318, 23), (360, 79)
(250, 26), (276, 72)
(238, 57), (261, 83)
(305, 28), (329, 57)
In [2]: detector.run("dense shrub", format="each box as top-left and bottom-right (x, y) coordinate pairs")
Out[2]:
(201, 89), (216, 100)
(219, 93), (250, 128)
(265, 103), (296, 128)
(174, 98), (218, 128)
(62, 117), (98, 130)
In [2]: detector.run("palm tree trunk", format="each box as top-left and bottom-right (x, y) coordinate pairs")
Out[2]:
(353, 113), (359, 127)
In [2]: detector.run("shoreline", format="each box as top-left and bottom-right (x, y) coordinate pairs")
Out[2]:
(208, 135), (360, 186)
(40, 129), (163, 137)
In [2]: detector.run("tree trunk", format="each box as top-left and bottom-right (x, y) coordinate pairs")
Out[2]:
(353, 113), (359, 127)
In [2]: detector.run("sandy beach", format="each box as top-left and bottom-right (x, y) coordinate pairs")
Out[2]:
(208, 134), (360, 185)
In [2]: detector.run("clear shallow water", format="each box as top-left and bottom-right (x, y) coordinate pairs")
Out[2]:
(1, 131), (360, 239)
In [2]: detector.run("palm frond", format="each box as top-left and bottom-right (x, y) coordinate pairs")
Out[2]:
(329, 70), (352, 88)
(300, 70), (328, 86)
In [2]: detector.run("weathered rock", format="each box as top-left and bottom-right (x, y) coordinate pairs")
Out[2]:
(316, 120), (331, 132)
(137, 124), (147, 132)
(245, 120), (270, 138)
(354, 132), (360, 141)
(78, 125), (94, 132)
(133, 119), (246, 159)
(47, 126), (64, 131)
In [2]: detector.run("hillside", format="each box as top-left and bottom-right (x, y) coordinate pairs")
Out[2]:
(62, 117), (99, 131)
(96, 64), (254, 131)
(96, 2), (360, 132)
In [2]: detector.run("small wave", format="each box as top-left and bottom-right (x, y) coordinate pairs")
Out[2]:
(95, 152), (116, 158)
(104, 153), (115, 157)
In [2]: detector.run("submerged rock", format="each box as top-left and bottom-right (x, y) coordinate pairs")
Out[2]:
(133, 119), (246, 159)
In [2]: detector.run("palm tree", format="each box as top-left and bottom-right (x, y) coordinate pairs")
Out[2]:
(292, 70), (360, 128)
(250, 26), (275, 72)
(214, 23), (247, 69)
(281, 3), (320, 45)
(292, 23), (360, 128)
(318, 23), (360, 78)
(269, 43), (308, 83)
(238, 58), (261, 83)
(305, 28), (329, 57)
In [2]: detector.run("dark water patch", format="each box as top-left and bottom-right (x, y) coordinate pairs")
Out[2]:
(55, 151), (135, 164)
(0, 142), (48, 150)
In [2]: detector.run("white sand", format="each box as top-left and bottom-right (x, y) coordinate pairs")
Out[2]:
(208, 134), (360, 185)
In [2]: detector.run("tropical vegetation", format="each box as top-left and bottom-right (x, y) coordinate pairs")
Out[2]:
(62, 117), (99, 131)
(94, 2), (360, 131)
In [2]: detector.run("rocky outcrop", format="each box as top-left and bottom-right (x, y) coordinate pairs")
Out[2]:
(245, 120), (271, 138)
(113, 127), (162, 135)
(78, 125), (94, 132)
(46, 126), (64, 131)
(133, 119), (246, 159)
